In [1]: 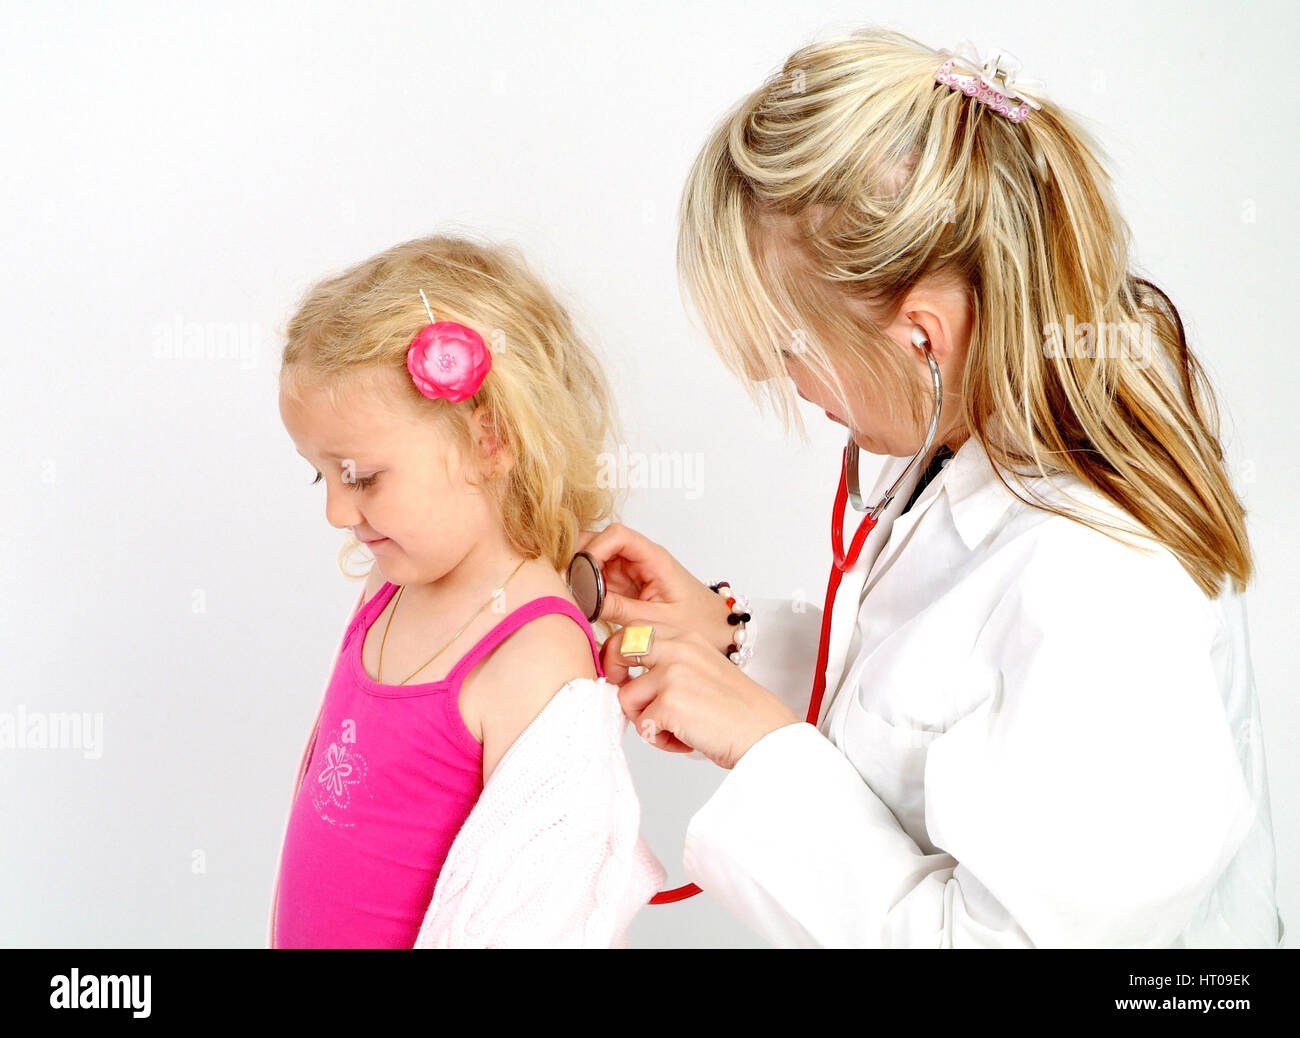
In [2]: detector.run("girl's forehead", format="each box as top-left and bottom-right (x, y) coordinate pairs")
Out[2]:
(281, 377), (448, 459)
(282, 383), (392, 446)
(283, 372), (395, 422)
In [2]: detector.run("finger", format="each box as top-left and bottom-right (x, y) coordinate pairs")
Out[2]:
(632, 697), (697, 755)
(575, 528), (644, 602)
(618, 676), (695, 752)
(649, 731), (697, 754)
(637, 720), (696, 754)
(595, 556), (647, 602)
(597, 588), (668, 628)
(660, 736), (697, 753)
(601, 630), (648, 687)
(600, 619), (681, 686)
(579, 521), (661, 570)
(614, 662), (661, 714)
(615, 669), (657, 725)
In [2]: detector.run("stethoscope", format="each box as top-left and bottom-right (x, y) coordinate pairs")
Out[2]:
(564, 326), (944, 904)
(807, 326), (944, 727)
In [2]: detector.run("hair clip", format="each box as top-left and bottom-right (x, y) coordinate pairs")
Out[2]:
(934, 41), (1045, 124)
(406, 289), (492, 403)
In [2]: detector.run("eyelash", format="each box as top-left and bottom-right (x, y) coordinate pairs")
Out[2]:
(311, 471), (377, 490)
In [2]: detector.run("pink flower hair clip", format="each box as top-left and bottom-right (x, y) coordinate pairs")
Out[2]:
(406, 289), (492, 403)
(934, 41), (1046, 124)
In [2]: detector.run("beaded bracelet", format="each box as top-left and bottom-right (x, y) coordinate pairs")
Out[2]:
(709, 581), (753, 668)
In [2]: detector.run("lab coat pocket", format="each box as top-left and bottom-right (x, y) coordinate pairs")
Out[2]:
(838, 707), (943, 856)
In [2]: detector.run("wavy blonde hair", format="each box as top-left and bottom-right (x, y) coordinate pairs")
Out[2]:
(677, 26), (1250, 598)
(278, 231), (626, 589)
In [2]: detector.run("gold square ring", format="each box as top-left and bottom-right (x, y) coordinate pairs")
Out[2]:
(619, 624), (655, 661)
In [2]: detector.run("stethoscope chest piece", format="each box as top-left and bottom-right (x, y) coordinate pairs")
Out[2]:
(567, 550), (605, 623)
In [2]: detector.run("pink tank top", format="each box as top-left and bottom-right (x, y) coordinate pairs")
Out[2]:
(271, 581), (604, 948)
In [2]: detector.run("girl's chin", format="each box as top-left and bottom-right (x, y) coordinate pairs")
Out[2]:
(823, 411), (876, 452)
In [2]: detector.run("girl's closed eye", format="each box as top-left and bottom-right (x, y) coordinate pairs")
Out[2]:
(309, 470), (379, 490)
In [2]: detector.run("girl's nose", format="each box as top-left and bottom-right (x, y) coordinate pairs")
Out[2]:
(324, 484), (362, 531)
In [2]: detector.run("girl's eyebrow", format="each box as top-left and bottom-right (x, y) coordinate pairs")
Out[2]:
(296, 448), (356, 461)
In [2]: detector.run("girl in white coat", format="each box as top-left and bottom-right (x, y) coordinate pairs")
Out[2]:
(578, 28), (1283, 948)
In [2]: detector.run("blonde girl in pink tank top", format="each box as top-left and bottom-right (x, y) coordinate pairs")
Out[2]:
(269, 234), (664, 947)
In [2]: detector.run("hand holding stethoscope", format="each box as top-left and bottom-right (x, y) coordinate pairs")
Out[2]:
(570, 523), (798, 767)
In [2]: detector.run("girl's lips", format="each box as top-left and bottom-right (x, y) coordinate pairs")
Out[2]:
(826, 410), (844, 424)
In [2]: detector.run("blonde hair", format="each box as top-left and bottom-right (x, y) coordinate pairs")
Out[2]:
(677, 26), (1250, 598)
(278, 231), (626, 586)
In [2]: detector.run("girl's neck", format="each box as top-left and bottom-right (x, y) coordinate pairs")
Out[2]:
(397, 543), (552, 617)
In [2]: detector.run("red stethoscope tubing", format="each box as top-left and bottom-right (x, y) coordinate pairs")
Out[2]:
(648, 882), (701, 904)
(648, 445), (875, 905)
(807, 442), (880, 727)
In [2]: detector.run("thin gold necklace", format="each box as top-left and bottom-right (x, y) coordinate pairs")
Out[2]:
(378, 557), (527, 685)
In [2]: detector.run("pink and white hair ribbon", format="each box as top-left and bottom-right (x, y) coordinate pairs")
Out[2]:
(934, 41), (1046, 124)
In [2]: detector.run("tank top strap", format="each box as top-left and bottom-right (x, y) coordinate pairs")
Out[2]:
(343, 581), (400, 648)
(444, 595), (605, 687)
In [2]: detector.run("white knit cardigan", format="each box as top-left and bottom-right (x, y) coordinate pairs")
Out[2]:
(269, 676), (667, 948)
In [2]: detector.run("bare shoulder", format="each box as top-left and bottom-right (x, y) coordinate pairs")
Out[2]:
(500, 611), (599, 678)
(479, 611), (599, 714)
(470, 609), (601, 783)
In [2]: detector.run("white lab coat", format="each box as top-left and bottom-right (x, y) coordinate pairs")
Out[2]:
(682, 436), (1285, 948)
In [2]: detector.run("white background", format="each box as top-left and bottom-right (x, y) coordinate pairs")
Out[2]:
(1, 0), (1295, 948)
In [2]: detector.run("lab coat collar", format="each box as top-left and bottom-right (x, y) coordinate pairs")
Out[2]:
(856, 434), (1022, 590)
(939, 436), (1020, 552)
(820, 436), (1021, 712)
